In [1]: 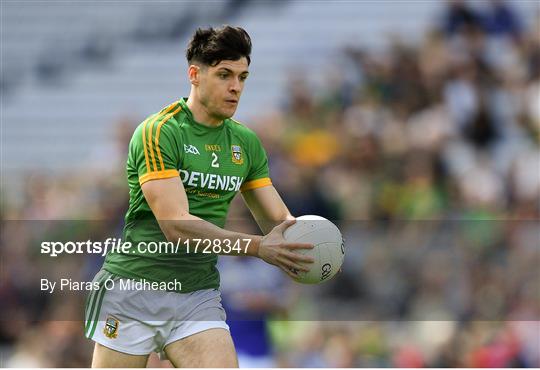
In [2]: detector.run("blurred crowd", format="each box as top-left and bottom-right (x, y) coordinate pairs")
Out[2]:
(1, 0), (539, 367)
(247, 1), (539, 366)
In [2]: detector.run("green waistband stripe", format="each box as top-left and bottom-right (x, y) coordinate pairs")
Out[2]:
(84, 271), (113, 337)
(87, 283), (109, 339)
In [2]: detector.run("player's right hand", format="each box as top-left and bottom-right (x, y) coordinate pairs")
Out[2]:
(257, 219), (314, 278)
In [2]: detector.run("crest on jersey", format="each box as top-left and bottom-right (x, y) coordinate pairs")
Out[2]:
(103, 316), (119, 339)
(231, 145), (243, 165)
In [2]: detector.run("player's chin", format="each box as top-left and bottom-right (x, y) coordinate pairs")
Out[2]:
(221, 105), (237, 118)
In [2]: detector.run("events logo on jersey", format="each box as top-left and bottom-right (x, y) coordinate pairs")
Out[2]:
(205, 144), (222, 152)
(231, 145), (243, 165)
(184, 144), (200, 155)
(103, 316), (119, 339)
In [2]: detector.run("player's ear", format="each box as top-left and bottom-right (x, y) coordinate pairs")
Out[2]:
(188, 65), (200, 86)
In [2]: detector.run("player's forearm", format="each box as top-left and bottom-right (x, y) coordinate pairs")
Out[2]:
(242, 186), (295, 234)
(158, 214), (262, 257)
(255, 212), (294, 235)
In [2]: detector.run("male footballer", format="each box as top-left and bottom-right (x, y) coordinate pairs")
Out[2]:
(85, 25), (313, 367)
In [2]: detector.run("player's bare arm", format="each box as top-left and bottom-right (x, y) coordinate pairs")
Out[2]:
(241, 185), (295, 234)
(141, 176), (314, 277)
(241, 185), (316, 276)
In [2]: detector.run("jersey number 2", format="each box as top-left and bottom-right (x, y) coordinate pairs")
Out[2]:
(211, 152), (220, 168)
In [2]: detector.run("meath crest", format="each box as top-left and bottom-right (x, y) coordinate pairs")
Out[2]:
(231, 145), (243, 165)
(103, 316), (119, 339)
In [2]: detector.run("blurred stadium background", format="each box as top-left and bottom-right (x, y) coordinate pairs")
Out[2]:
(1, 0), (539, 367)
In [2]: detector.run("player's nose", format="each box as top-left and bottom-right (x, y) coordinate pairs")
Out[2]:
(229, 78), (242, 93)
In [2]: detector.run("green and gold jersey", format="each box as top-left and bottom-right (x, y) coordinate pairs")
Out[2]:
(103, 98), (271, 292)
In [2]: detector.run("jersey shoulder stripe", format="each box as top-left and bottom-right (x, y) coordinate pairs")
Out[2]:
(144, 102), (179, 172)
(142, 102), (182, 173)
(154, 104), (182, 171)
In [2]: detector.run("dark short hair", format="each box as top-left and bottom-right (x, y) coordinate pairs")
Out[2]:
(186, 25), (252, 66)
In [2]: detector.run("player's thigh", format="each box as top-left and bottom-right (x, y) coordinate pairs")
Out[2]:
(91, 342), (149, 368)
(164, 328), (238, 368)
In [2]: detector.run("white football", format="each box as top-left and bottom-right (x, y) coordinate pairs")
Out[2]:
(283, 215), (345, 284)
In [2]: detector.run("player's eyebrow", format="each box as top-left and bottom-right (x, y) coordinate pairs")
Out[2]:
(216, 67), (249, 76)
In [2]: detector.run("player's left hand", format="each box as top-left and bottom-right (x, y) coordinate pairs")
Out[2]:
(257, 219), (315, 278)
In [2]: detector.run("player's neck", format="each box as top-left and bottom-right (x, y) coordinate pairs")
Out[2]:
(186, 96), (223, 128)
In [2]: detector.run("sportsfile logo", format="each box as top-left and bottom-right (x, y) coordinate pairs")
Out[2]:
(184, 144), (200, 155)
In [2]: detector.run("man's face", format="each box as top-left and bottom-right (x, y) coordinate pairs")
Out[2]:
(196, 57), (249, 121)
